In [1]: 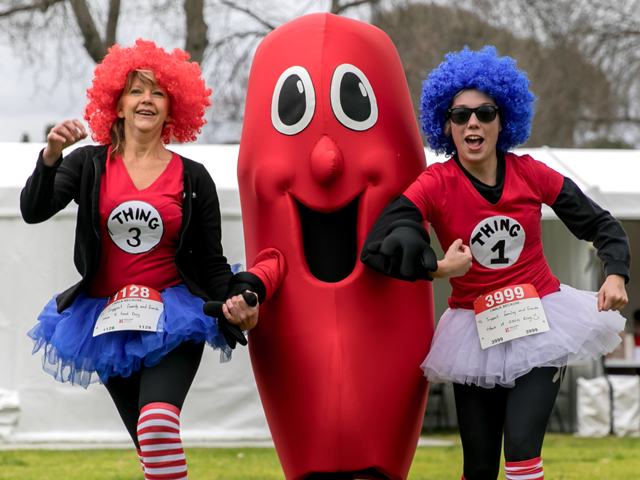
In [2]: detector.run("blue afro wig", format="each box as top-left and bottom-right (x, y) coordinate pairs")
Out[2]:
(420, 46), (535, 155)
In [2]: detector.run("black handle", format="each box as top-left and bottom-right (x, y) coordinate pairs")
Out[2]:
(202, 290), (258, 348)
(243, 290), (258, 307)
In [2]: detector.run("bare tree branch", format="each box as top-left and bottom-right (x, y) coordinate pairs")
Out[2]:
(0, 0), (64, 17)
(185, 0), (209, 64)
(578, 116), (640, 125)
(105, 0), (120, 47)
(68, 0), (107, 62)
(208, 30), (267, 51)
(220, 0), (277, 30)
(331, 0), (380, 15)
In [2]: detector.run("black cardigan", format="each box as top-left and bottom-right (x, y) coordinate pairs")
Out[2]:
(20, 144), (233, 313)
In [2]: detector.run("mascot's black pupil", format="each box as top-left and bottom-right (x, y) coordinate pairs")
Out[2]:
(278, 75), (306, 126)
(340, 72), (371, 122)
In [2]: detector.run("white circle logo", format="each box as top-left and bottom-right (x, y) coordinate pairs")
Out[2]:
(469, 215), (525, 269)
(107, 200), (164, 254)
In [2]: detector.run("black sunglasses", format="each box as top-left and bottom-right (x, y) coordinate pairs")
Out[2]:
(446, 106), (500, 125)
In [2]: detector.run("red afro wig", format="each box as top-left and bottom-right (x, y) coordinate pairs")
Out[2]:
(85, 39), (212, 145)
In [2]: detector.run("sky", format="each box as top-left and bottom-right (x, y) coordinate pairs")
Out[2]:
(0, 43), (90, 143)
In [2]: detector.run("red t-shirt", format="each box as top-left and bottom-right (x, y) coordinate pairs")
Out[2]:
(404, 152), (564, 309)
(89, 150), (184, 297)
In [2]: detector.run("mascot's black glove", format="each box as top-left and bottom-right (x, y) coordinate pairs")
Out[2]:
(367, 220), (437, 281)
(202, 272), (265, 349)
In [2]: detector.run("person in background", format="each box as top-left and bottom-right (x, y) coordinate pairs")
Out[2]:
(362, 46), (629, 480)
(21, 39), (258, 480)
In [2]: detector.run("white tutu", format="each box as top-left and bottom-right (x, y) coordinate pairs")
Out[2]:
(422, 284), (625, 388)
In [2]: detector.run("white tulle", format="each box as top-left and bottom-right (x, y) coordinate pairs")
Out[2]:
(422, 284), (625, 388)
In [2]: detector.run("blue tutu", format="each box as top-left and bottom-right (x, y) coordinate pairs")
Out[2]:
(28, 283), (233, 388)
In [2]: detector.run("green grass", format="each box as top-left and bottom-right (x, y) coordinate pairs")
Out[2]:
(410, 432), (640, 479)
(0, 433), (638, 479)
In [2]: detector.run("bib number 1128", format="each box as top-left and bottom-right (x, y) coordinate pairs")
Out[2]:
(93, 284), (164, 337)
(112, 285), (152, 301)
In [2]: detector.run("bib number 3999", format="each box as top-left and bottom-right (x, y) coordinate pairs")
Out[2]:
(473, 284), (549, 349)
(484, 286), (526, 308)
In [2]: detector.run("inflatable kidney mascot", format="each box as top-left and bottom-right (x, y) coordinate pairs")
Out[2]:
(238, 13), (434, 480)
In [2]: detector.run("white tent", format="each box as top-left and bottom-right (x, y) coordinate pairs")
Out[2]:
(0, 143), (637, 443)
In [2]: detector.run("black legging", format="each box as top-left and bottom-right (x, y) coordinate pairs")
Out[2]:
(453, 366), (564, 480)
(104, 340), (205, 449)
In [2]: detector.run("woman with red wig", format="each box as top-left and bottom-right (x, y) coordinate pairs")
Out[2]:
(21, 39), (258, 479)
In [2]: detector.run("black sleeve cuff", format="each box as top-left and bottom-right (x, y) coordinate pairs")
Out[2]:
(228, 271), (267, 304)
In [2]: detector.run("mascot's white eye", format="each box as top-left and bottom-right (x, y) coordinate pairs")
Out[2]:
(330, 64), (378, 131)
(271, 66), (316, 135)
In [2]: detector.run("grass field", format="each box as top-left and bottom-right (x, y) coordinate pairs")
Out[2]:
(0, 433), (638, 479)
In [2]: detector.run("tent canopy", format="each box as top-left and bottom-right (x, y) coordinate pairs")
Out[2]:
(6, 143), (637, 217)
(427, 146), (640, 219)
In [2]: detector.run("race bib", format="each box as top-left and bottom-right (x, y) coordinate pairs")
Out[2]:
(93, 284), (164, 337)
(473, 284), (549, 349)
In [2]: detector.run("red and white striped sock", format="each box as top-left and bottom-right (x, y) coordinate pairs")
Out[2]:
(136, 448), (146, 473)
(137, 402), (188, 480)
(505, 457), (544, 480)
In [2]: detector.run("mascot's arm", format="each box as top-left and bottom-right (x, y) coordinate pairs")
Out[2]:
(361, 195), (437, 282)
(247, 248), (287, 301)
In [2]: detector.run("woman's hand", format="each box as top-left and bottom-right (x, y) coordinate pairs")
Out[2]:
(430, 239), (472, 279)
(43, 119), (87, 166)
(223, 291), (259, 331)
(598, 274), (628, 312)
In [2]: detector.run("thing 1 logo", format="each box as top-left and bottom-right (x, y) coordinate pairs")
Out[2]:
(469, 215), (525, 269)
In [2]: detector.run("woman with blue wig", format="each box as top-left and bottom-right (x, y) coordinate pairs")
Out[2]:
(362, 46), (629, 480)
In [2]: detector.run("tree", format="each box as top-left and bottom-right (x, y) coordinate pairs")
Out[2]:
(1, 0), (638, 145)
(0, 0), (210, 63)
(373, 2), (617, 148)
(0, 0), (381, 142)
(200, 0), (381, 141)
(458, 0), (640, 146)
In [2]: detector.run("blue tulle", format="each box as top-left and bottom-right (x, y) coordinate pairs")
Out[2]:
(28, 283), (232, 388)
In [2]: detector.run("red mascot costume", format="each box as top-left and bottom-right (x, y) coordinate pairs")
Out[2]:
(238, 13), (434, 480)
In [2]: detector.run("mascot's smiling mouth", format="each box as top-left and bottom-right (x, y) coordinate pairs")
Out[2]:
(295, 195), (360, 283)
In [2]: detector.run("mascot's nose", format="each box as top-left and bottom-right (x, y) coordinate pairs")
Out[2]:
(310, 136), (344, 188)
